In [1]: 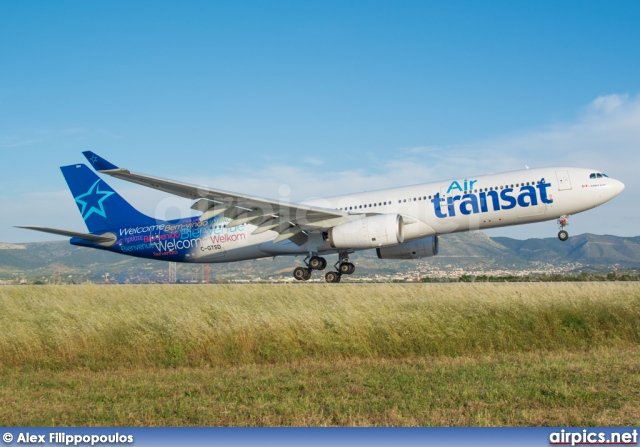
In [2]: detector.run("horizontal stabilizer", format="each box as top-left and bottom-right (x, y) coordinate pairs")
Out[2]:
(15, 226), (117, 245)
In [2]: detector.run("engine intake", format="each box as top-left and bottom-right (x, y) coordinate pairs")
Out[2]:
(327, 214), (404, 249)
(376, 235), (439, 259)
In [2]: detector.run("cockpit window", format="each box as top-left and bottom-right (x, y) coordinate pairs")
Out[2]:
(590, 173), (596, 179)
(590, 172), (608, 179)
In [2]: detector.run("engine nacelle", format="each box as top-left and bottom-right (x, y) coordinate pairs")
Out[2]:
(376, 235), (439, 260)
(327, 214), (404, 249)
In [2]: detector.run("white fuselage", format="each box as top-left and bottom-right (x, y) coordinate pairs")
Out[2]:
(191, 167), (624, 262)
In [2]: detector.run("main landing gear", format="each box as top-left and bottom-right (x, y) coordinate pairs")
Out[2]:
(292, 255), (327, 281)
(291, 253), (356, 283)
(324, 253), (356, 283)
(557, 215), (569, 241)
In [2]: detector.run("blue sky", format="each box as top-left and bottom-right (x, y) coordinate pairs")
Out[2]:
(1, 1), (639, 243)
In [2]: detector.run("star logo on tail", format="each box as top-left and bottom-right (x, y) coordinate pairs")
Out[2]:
(89, 155), (98, 165)
(74, 179), (114, 221)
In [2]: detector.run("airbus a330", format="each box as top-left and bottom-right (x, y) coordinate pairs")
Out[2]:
(18, 152), (624, 282)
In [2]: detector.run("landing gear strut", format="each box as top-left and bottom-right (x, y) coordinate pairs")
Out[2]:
(324, 252), (356, 283)
(293, 254), (327, 281)
(557, 215), (569, 242)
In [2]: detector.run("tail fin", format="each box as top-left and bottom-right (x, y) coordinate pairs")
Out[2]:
(61, 164), (157, 233)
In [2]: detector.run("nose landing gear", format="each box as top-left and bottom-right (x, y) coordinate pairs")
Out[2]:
(557, 215), (569, 241)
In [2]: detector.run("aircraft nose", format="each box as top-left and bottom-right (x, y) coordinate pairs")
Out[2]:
(613, 179), (625, 196)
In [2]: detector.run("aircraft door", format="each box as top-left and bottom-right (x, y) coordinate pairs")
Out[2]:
(556, 170), (572, 191)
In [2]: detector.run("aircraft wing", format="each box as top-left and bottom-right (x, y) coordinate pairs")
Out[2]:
(83, 151), (351, 243)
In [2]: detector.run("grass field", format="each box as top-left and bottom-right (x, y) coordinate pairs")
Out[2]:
(0, 283), (639, 426)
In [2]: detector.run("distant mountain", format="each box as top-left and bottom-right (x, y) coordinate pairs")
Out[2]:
(493, 234), (640, 266)
(1, 232), (638, 283)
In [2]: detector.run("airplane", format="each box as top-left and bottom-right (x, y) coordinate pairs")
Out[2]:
(18, 151), (625, 282)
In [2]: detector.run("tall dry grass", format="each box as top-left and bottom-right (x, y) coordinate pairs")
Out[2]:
(0, 283), (638, 370)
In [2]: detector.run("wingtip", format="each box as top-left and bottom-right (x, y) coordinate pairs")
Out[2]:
(83, 151), (119, 171)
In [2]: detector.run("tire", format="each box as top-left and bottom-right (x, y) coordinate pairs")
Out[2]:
(325, 271), (341, 283)
(309, 256), (326, 270)
(558, 230), (569, 242)
(340, 262), (355, 275)
(294, 267), (310, 280)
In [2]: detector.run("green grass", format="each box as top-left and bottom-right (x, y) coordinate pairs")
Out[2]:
(1, 283), (639, 370)
(0, 347), (638, 426)
(0, 283), (639, 426)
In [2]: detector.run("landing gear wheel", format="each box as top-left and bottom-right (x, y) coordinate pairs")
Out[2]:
(309, 256), (327, 270)
(325, 271), (341, 283)
(293, 267), (311, 281)
(339, 262), (355, 275)
(557, 215), (570, 242)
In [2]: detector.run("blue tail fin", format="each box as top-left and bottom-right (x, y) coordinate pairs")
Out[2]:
(61, 164), (157, 233)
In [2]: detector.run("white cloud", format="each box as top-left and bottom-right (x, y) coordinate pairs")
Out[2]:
(0, 137), (44, 148)
(588, 93), (629, 115)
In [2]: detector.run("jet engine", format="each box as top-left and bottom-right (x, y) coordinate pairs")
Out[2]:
(376, 235), (439, 259)
(327, 214), (404, 249)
